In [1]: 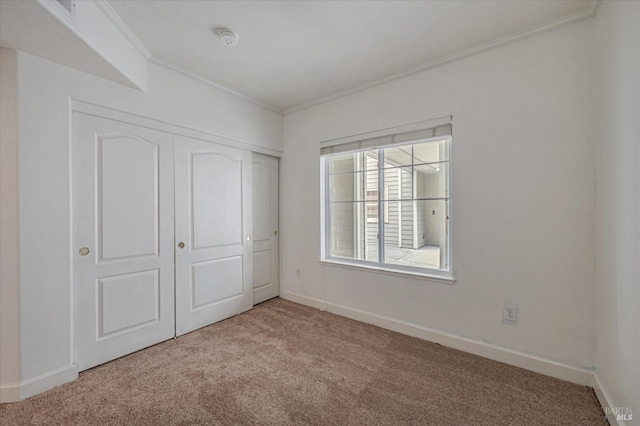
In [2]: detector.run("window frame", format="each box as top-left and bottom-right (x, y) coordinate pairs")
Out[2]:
(320, 127), (454, 282)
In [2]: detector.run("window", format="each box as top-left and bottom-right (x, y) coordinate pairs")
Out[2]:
(321, 122), (452, 278)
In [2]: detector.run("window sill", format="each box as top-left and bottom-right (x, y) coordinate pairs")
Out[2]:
(319, 259), (455, 284)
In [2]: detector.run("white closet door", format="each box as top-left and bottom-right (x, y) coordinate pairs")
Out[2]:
(73, 113), (175, 371)
(252, 153), (279, 304)
(174, 136), (253, 336)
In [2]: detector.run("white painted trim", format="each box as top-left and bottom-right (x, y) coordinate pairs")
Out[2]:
(0, 383), (21, 403)
(149, 56), (283, 116)
(67, 97), (76, 375)
(20, 364), (78, 400)
(0, 364), (78, 402)
(319, 260), (455, 284)
(593, 374), (625, 426)
(70, 99), (282, 158)
(281, 291), (594, 386)
(93, 0), (151, 59)
(281, 290), (328, 311)
(284, 5), (600, 115)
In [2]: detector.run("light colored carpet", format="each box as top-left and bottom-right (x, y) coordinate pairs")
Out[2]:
(0, 298), (607, 425)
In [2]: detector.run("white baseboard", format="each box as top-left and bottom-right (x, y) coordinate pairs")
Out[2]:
(0, 382), (21, 403)
(20, 364), (78, 400)
(280, 290), (594, 386)
(593, 373), (626, 426)
(281, 290), (328, 311)
(0, 364), (78, 403)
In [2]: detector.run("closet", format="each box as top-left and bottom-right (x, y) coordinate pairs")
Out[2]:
(251, 153), (279, 305)
(72, 111), (278, 371)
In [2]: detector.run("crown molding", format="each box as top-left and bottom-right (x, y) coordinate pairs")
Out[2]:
(93, 0), (151, 59)
(149, 55), (283, 115)
(284, 4), (601, 115)
(91, 0), (602, 117)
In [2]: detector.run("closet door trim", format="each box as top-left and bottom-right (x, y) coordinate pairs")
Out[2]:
(70, 99), (282, 158)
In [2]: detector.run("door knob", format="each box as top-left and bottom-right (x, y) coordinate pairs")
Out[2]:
(178, 242), (185, 249)
(246, 235), (252, 241)
(79, 247), (90, 256)
(273, 230), (278, 236)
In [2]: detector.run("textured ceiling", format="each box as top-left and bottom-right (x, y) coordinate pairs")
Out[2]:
(109, 0), (594, 112)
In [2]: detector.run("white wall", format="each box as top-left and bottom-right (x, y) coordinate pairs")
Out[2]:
(11, 50), (282, 392)
(281, 20), (595, 377)
(0, 48), (21, 401)
(594, 0), (640, 420)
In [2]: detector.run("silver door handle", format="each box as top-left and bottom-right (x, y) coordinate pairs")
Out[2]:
(246, 235), (252, 241)
(273, 230), (278, 236)
(79, 247), (90, 256)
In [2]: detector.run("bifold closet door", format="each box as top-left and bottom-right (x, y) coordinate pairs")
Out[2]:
(73, 113), (175, 371)
(174, 136), (253, 336)
(252, 153), (279, 304)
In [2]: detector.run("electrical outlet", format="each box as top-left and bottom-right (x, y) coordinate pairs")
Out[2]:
(503, 303), (517, 322)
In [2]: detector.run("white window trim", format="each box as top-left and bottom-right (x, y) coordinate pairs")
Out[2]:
(319, 258), (455, 283)
(320, 117), (454, 282)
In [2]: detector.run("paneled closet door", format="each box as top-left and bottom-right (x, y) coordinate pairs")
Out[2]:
(174, 136), (253, 336)
(73, 113), (175, 371)
(252, 153), (279, 304)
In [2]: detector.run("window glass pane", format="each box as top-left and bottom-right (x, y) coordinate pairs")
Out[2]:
(383, 168), (411, 200)
(366, 199), (378, 222)
(414, 163), (449, 199)
(400, 167), (413, 199)
(413, 139), (448, 164)
(329, 173), (356, 202)
(329, 150), (378, 174)
(330, 171), (377, 202)
(364, 151), (378, 171)
(382, 170), (396, 201)
(329, 202), (378, 262)
(329, 202), (352, 259)
(382, 145), (412, 168)
(377, 199), (398, 256)
(329, 153), (357, 174)
(382, 200), (448, 270)
(363, 204), (379, 262)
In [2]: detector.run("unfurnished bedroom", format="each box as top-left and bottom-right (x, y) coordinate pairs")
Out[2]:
(0, 1), (638, 425)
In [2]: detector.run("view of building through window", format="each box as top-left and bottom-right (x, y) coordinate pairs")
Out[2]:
(324, 137), (450, 273)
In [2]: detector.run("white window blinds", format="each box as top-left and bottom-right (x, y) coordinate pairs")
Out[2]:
(320, 118), (452, 155)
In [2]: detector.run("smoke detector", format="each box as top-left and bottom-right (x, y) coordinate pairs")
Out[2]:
(217, 29), (239, 47)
